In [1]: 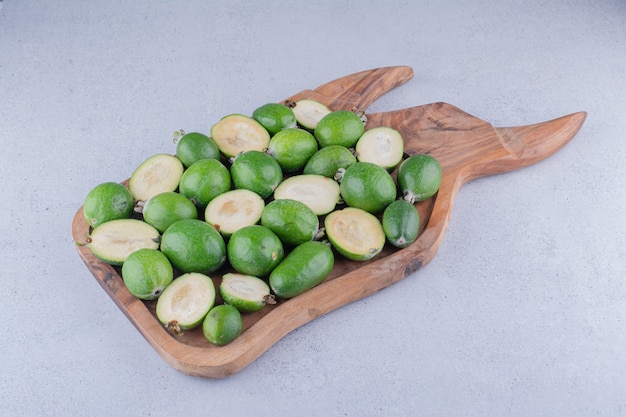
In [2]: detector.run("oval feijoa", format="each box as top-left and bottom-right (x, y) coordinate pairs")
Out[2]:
(382, 199), (420, 248)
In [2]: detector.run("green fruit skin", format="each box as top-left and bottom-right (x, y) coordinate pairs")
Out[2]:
(303, 145), (357, 178)
(227, 225), (284, 277)
(83, 182), (134, 228)
(160, 219), (226, 273)
(340, 162), (397, 214)
(261, 199), (319, 247)
(143, 191), (198, 233)
(397, 154), (443, 202)
(268, 128), (318, 173)
(252, 103), (297, 136)
(202, 304), (243, 346)
(230, 150), (283, 199)
(176, 132), (220, 168)
(314, 110), (365, 148)
(178, 158), (231, 208)
(121, 248), (173, 300)
(269, 241), (334, 299)
(382, 199), (420, 248)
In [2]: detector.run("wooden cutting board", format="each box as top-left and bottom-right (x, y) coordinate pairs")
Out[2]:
(71, 66), (587, 378)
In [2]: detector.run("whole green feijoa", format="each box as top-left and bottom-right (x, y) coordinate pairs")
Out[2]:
(178, 158), (231, 209)
(121, 248), (173, 300)
(261, 199), (319, 246)
(267, 128), (318, 173)
(252, 102), (297, 136)
(303, 145), (356, 178)
(142, 191), (198, 233)
(160, 219), (226, 273)
(397, 154), (442, 203)
(314, 110), (365, 148)
(382, 199), (420, 248)
(230, 150), (283, 199)
(227, 225), (284, 277)
(175, 131), (220, 168)
(83, 182), (134, 228)
(202, 304), (243, 346)
(339, 161), (397, 214)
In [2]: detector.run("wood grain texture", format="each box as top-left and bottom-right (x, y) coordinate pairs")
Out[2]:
(71, 66), (586, 378)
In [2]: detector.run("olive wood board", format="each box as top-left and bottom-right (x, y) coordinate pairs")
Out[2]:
(71, 66), (587, 378)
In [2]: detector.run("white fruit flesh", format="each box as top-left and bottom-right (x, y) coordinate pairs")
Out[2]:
(210, 114), (270, 158)
(128, 154), (183, 202)
(220, 273), (272, 312)
(156, 273), (216, 331)
(325, 207), (385, 261)
(355, 127), (404, 169)
(273, 174), (340, 216)
(292, 99), (331, 130)
(204, 189), (265, 236)
(88, 219), (160, 265)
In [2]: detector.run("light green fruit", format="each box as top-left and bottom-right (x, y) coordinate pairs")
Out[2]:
(324, 207), (385, 261)
(339, 162), (397, 214)
(156, 272), (216, 333)
(397, 154), (443, 203)
(160, 219), (226, 273)
(87, 219), (160, 265)
(252, 102), (297, 136)
(230, 150), (283, 199)
(302, 145), (356, 178)
(314, 110), (365, 148)
(227, 225), (284, 277)
(175, 131), (220, 168)
(272, 174), (340, 216)
(121, 248), (173, 300)
(210, 114), (270, 158)
(202, 304), (243, 346)
(382, 199), (420, 248)
(355, 126), (404, 170)
(204, 189), (265, 237)
(261, 199), (319, 247)
(83, 182), (134, 228)
(267, 128), (318, 173)
(142, 191), (198, 233)
(219, 273), (274, 313)
(178, 158), (231, 209)
(128, 154), (184, 202)
(290, 99), (332, 131)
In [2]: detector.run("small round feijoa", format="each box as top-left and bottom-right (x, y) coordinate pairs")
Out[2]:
(227, 225), (284, 277)
(121, 248), (173, 300)
(355, 126), (404, 170)
(273, 174), (340, 216)
(128, 154), (183, 202)
(261, 199), (319, 246)
(142, 191), (198, 233)
(160, 219), (226, 273)
(397, 154), (442, 203)
(175, 131), (220, 168)
(382, 199), (420, 248)
(210, 114), (270, 158)
(314, 110), (365, 148)
(178, 158), (231, 209)
(252, 102), (297, 136)
(219, 273), (274, 313)
(83, 182), (134, 228)
(339, 162), (397, 214)
(204, 189), (265, 237)
(267, 128), (318, 173)
(202, 304), (243, 346)
(230, 150), (283, 199)
(324, 207), (385, 261)
(302, 145), (357, 178)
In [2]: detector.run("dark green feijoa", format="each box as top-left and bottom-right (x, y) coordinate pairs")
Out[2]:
(83, 181), (134, 228)
(302, 145), (357, 178)
(269, 241), (334, 299)
(227, 225), (284, 277)
(382, 199), (420, 248)
(252, 102), (297, 136)
(178, 158), (231, 209)
(175, 131), (220, 168)
(267, 128), (318, 173)
(339, 161), (397, 214)
(121, 248), (173, 300)
(142, 191), (198, 233)
(314, 110), (365, 148)
(230, 150), (283, 199)
(202, 304), (243, 346)
(261, 199), (319, 246)
(157, 272), (216, 332)
(160, 219), (226, 273)
(397, 154), (442, 203)
(219, 273), (275, 313)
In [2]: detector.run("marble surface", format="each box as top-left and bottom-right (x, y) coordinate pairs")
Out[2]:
(1, 1), (625, 416)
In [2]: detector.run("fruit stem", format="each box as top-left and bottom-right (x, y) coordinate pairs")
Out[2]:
(263, 294), (277, 305)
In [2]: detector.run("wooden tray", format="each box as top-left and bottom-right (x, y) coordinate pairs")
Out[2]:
(71, 66), (587, 378)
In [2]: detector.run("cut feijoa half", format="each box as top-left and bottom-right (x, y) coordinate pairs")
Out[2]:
(355, 126), (404, 170)
(128, 154), (184, 202)
(272, 174), (340, 216)
(156, 272), (216, 333)
(289, 99), (332, 131)
(210, 114), (270, 158)
(219, 272), (275, 313)
(204, 189), (265, 237)
(87, 218), (160, 265)
(324, 207), (385, 261)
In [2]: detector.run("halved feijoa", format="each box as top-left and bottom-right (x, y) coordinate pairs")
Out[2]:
(355, 126), (404, 170)
(156, 272), (216, 333)
(339, 162), (397, 214)
(128, 154), (183, 202)
(121, 248), (173, 300)
(178, 158), (231, 208)
(397, 154), (442, 203)
(204, 189), (265, 237)
(219, 273), (275, 313)
(202, 304), (243, 346)
(382, 199), (420, 248)
(230, 150), (283, 199)
(272, 174), (340, 216)
(252, 102), (297, 136)
(267, 128), (318, 173)
(175, 131), (220, 168)
(324, 207), (385, 261)
(83, 182), (134, 228)
(302, 145), (357, 178)
(227, 225), (284, 277)
(290, 99), (331, 131)
(210, 114), (270, 158)
(160, 219), (226, 273)
(261, 199), (319, 246)
(87, 218), (160, 265)
(142, 191), (198, 233)
(314, 110), (365, 148)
